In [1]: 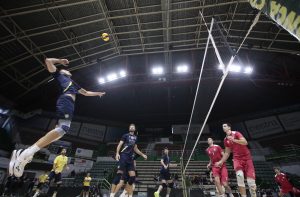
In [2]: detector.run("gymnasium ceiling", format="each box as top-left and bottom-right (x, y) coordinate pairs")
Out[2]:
(0, 0), (300, 126)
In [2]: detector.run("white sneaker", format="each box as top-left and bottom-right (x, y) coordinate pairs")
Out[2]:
(9, 150), (17, 176)
(13, 149), (33, 177)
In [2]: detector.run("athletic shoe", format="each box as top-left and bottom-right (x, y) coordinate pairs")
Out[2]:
(13, 149), (33, 177)
(154, 191), (159, 197)
(8, 150), (17, 176)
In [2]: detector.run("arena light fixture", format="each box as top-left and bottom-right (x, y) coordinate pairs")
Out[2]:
(218, 64), (252, 74)
(176, 64), (189, 73)
(228, 64), (241, 73)
(98, 77), (106, 84)
(244, 66), (253, 74)
(119, 70), (127, 77)
(152, 66), (164, 75)
(107, 73), (118, 81)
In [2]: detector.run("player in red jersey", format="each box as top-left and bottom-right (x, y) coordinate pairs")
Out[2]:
(206, 138), (234, 197)
(274, 167), (294, 197)
(216, 123), (257, 197)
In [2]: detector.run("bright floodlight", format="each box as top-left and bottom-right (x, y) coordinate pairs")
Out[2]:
(228, 64), (241, 73)
(176, 65), (189, 73)
(152, 66), (164, 75)
(244, 66), (253, 74)
(98, 77), (105, 84)
(119, 70), (127, 77)
(107, 73), (118, 81)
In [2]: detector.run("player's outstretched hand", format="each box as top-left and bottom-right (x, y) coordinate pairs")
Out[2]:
(98, 92), (106, 97)
(60, 59), (69, 66)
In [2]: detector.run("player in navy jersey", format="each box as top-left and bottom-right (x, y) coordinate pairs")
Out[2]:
(9, 58), (105, 178)
(110, 124), (147, 197)
(154, 147), (177, 197)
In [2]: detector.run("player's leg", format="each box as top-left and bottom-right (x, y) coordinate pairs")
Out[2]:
(233, 160), (247, 197)
(220, 166), (234, 197)
(110, 160), (125, 197)
(127, 170), (136, 197)
(155, 169), (168, 197)
(114, 179), (125, 195)
(110, 171), (123, 197)
(166, 178), (174, 197)
(52, 173), (62, 197)
(10, 96), (74, 177)
(245, 159), (257, 197)
(212, 167), (225, 197)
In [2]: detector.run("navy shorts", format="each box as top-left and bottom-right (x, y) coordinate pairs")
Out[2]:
(56, 94), (74, 120)
(48, 171), (62, 184)
(160, 168), (171, 181)
(118, 154), (135, 172)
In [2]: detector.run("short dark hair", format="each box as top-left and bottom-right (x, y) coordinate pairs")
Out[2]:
(273, 166), (280, 171)
(164, 147), (168, 150)
(222, 122), (232, 128)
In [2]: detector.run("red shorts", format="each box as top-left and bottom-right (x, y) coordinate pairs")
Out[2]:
(212, 165), (228, 184)
(233, 158), (255, 179)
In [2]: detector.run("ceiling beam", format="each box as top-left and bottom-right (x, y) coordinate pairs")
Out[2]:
(1, 1), (250, 44)
(132, 0), (145, 52)
(97, 0), (121, 54)
(46, 5), (87, 66)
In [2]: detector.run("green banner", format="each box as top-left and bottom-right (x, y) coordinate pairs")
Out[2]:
(249, 0), (300, 41)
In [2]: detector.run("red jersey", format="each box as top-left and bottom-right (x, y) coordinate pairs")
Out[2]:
(275, 173), (293, 193)
(224, 131), (251, 160)
(206, 145), (223, 165)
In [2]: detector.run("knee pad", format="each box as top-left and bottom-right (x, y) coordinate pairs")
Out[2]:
(247, 178), (257, 194)
(162, 183), (168, 188)
(128, 176), (136, 185)
(236, 170), (245, 187)
(168, 182), (174, 188)
(54, 119), (71, 135)
(112, 173), (122, 185)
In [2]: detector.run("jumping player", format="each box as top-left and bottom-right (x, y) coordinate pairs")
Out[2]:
(154, 147), (177, 197)
(206, 138), (234, 197)
(9, 58), (105, 177)
(216, 123), (257, 197)
(110, 124), (147, 197)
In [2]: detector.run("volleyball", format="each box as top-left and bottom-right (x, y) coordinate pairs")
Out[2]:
(101, 33), (109, 41)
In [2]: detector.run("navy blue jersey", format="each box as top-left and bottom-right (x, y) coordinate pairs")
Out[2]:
(52, 70), (81, 94)
(161, 154), (170, 169)
(120, 133), (137, 156)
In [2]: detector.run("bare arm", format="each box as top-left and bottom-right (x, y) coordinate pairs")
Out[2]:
(216, 147), (231, 167)
(116, 141), (124, 155)
(134, 145), (147, 160)
(115, 141), (124, 160)
(232, 137), (248, 145)
(45, 58), (69, 73)
(207, 159), (212, 169)
(78, 88), (105, 97)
